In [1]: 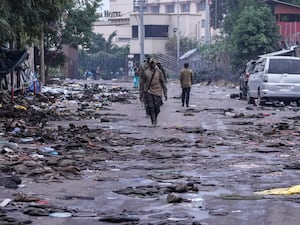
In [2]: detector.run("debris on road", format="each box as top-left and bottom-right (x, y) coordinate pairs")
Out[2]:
(0, 80), (300, 225)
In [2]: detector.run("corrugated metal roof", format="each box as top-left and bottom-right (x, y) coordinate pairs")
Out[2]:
(180, 48), (198, 60)
(266, 0), (300, 9)
(259, 46), (298, 57)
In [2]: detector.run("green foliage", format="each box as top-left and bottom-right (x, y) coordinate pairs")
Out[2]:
(223, 0), (264, 35)
(79, 31), (129, 79)
(0, 0), (74, 48)
(199, 35), (229, 64)
(0, 0), (100, 50)
(87, 33), (106, 53)
(0, 18), (13, 43)
(230, 5), (281, 70)
(165, 37), (198, 57)
(61, 0), (101, 49)
(164, 37), (177, 56)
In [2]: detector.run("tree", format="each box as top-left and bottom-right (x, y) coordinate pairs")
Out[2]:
(0, 0), (73, 49)
(223, 0), (264, 35)
(165, 37), (198, 57)
(230, 5), (281, 70)
(61, 0), (101, 49)
(0, 0), (103, 82)
(79, 31), (129, 80)
(199, 35), (229, 65)
(87, 33), (106, 53)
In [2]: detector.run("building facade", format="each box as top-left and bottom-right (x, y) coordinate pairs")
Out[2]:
(93, 0), (132, 46)
(267, 0), (300, 47)
(93, 0), (212, 59)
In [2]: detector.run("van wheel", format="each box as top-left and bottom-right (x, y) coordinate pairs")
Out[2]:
(247, 92), (255, 104)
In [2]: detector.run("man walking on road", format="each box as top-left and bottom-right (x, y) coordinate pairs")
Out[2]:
(180, 62), (193, 107)
(139, 58), (168, 126)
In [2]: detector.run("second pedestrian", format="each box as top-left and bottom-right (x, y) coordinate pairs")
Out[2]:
(180, 62), (193, 107)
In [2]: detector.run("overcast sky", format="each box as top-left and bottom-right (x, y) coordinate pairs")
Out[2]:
(100, 0), (109, 10)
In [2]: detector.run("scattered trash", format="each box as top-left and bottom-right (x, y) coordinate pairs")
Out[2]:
(167, 193), (191, 203)
(231, 210), (242, 213)
(14, 193), (41, 202)
(0, 198), (12, 207)
(14, 105), (27, 110)
(12, 127), (21, 134)
(255, 184), (300, 195)
(209, 208), (229, 216)
(99, 215), (139, 223)
(20, 137), (34, 143)
(49, 212), (72, 218)
(219, 194), (265, 200)
(41, 147), (58, 155)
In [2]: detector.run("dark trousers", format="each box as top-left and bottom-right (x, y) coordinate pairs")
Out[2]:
(143, 92), (150, 116)
(182, 87), (191, 106)
(145, 92), (162, 125)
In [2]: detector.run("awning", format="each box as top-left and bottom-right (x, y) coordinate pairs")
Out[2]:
(0, 49), (29, 76)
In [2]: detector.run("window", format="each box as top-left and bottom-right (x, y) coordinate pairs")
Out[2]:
(268, 58), (300, 74)
(254, 60), (265, 73)
(201, 19), (205, 28)
(181, 3), (190, 12)
(132, 25), (138, 38)
(279, 14), (300, 22)
(197, 0), (206, 11)
(145, 25), (168, 38)
(151, 5), (159, 13)
(166, 4), (175, 13)
(132, 25), (169, 38)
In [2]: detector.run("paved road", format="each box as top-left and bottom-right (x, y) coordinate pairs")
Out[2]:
(1, 79), (299, 225)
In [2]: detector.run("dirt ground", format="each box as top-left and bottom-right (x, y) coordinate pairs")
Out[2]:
(0, 79), (299, 225)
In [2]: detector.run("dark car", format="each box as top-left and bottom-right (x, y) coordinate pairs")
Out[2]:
(239, 60), (256, 99)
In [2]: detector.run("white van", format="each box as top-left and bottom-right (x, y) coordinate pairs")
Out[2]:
(247, 56), (300, 105)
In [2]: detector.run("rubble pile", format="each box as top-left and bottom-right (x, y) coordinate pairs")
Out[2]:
(0, 82), (138, 183)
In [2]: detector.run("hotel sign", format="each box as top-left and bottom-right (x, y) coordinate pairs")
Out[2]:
(100, 10), (121, 18)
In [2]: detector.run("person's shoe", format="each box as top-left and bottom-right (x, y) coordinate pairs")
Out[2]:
(186, 104), (189, 107)
(182, 104), (184, 107)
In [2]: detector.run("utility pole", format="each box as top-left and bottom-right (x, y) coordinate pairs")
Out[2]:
(205, 0), (211, 44)
(40, 33), (45, 85)
(177, 0), (180, 75)
(214, 0), (218, 29)
(139, 0), (145, 66)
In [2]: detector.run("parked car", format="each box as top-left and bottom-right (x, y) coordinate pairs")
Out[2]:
(239, 60), (256, 99)
(247, 56), (300, 105)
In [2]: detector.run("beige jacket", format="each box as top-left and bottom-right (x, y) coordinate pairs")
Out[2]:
(140, 65), (167, 98)
(180, 68), (193, 88)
